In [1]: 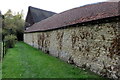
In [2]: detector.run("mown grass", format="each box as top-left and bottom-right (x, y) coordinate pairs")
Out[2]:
(0, 62), (1, 79)
(2, 42), (108, 79)
(0, 42), (2, 79)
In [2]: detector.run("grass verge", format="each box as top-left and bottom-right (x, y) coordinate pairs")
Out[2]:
(2, 42), (108, 79)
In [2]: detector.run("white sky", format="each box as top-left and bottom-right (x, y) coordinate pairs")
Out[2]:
(0, 0), (111, 19)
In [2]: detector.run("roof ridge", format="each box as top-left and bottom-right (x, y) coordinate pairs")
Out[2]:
(58, 1), (117, 15)
(25, 1), (120, 32)
(29, 6), (56, 14)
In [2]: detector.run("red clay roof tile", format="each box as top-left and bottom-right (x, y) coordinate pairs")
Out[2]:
(25, 2), (120, 32)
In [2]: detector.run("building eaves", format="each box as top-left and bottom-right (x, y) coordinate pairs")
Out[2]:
(25, 2), (120, 33)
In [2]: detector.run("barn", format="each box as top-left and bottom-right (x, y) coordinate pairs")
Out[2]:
(24, 2), (120, 79)
(25, 6), (56, 30)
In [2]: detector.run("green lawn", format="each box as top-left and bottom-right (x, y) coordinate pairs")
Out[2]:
(0, 42), (2, 79)
(0, 62), (1, 79)
(2, 42), (108, 79)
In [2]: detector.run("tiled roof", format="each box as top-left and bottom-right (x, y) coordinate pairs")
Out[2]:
(25, 6), (56, 27)
(25, 2), (120, 32)
(28, 6), (56, 23)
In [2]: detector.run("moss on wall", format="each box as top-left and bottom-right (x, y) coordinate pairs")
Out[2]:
(24, 21), (120, 79)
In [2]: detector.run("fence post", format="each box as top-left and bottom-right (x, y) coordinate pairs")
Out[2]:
(2, 41), (4, 58)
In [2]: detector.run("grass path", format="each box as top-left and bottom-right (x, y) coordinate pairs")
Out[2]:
(0, 42), (2, 79)
(2, 42), (107, 79)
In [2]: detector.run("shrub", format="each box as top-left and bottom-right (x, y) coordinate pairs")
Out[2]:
(4, 34), (17, 48)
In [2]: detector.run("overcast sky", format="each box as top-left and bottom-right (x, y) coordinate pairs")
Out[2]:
(0, 0), (113, 19)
